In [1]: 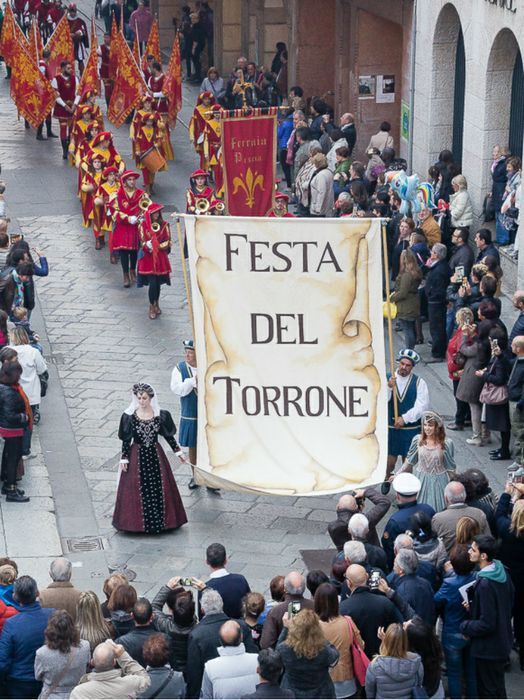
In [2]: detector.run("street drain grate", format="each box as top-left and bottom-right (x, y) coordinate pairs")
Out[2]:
(108, 563), (137, 581)
(63, 536), (108, 553)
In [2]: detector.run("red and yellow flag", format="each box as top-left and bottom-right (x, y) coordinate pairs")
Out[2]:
(108, 31), (147, 127)
(29, 18), (43, 63)
(163, 33), (182, 125)
(10, 42), (56, 128)
(77, 18), (101, 98)
(0, 2), (29, 66)
(45, 13), (74, 78)
(141, 17), (160, 70)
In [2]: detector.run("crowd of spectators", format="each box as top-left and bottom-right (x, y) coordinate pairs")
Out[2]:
(0, 467), (520, 700)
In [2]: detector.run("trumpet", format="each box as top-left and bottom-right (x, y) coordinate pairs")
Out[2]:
(151, 222), (160, 232)
(214, 201), (225, 213)
(195, 198), (210, 215)
(139, 193), (152, 211)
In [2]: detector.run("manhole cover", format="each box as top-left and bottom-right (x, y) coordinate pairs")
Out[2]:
(63, 536), (108, 553)
(107, 563), (136, 581)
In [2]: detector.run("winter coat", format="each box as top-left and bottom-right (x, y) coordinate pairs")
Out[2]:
(448, 244), (474, 278)
(460, 560), (514, 660)
(509, 311), (524, 346)
(491, 158), (508, 212)
(340, 123), (356, 156)
(0, 383), (28, 432)
(394, 575), (435, 626)
(277, 628), (338, 699)
(365, 653), (423, 699)
(425, 259), (451, 305)
(434, 571), (476, 636)
(0, 599), (17, 634)
(10, 343), (47, 405)
(420, 215), (441, 247)
(139, 667), (186, 699)
(456, 336), (484, 404)
(390, 272), (420, 320)
(339, 588), (402, 659)
(496, 493), (524, 585)
(34, 640), (91, 699)
(70, 651), (150, 699)
(0, 603), (54, 682)
(151, 585), (195, 673)
(450, 189), (474, 228)
(277, 115), (294, 151)
(201, 644), (258, 700)
(38, 583), (82, 624)
(309, 168), (334, 217)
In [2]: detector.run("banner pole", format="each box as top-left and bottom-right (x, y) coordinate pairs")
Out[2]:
(381, 220), (398, 421)
(175, 217), (196, 341)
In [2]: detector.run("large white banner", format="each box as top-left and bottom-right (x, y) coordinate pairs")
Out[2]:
(185, 216), (387, 496)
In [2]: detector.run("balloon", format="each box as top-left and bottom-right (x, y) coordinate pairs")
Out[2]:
(385, 170), (421, 216)
(416, 182), (435, 211)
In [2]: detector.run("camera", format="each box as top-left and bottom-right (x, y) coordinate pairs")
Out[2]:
(287, 601), (301, 618)
(369, 571), (381, 590)
(181, 577), (193, 586)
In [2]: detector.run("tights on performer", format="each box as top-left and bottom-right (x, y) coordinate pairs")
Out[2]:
(120, 250), (138, 274)
(147, 276), (161, 304)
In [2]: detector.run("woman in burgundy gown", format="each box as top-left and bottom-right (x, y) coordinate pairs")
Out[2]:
(113, 383), (188, 534)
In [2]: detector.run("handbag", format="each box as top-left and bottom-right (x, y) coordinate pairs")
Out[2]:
(452, 351), (466, 369)
(39, 370), (49, 398)
(480, 381), (508, 405)
(382, 300), (397, 319)
(482, 193), (495, 222)
(344, 615), (369, 686)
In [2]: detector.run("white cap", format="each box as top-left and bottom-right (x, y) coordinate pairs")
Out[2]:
(392, 473), (421, 497)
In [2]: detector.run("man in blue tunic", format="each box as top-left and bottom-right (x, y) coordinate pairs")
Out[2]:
(383, 349), (429, 494)
(170, 339), (218, 492)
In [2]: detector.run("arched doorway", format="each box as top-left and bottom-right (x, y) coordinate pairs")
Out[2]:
(509, 49), (524, 158)
(484, 29), (521, 158)
(429, 4), (464, 165)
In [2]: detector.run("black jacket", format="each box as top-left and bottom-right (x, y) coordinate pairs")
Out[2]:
(491, 158), (507, 211)
(448, 244), (474, 278)
(476, 244), (500, 265)
(0, 384), (28, 430)
(340, 123), (356, 156)
(496, 493), (524, 584)
(118, 409), (180, 451)
(509, 311), (524, 346)
(241, 682), (295, 699)
(425, 259), (451, 305)
(339, 587), (402, 658)
(115, 624), (161, 668)
(460, 566), (514, 660)
(328, 487), (390, 550)
(508, 358), (524, 403)
(151, 585), (195, 673)
(186, 612), (258, 698)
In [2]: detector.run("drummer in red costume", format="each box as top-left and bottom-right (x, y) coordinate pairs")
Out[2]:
(133, 112), (166, 194)
(87, 131), (124, 174)
(189, 91), (213, 170)
(203, 103), (223, 196)
(51, 60), (80, 160)
(267, 192), (296, 218)
(69, 104), (94, 165)
(130, 95), (160, 159)
(66, 3), (88, 74)
(36, 49), (58, 141)
(94, 165), (119, 257)
(137, 203), (171, 320)
(186, 170), (215, 214)
(147, 62), (174, 161)
(97, 33), (113, 107)
(80, 153), (105, 230)
(109, 171), (145, 288)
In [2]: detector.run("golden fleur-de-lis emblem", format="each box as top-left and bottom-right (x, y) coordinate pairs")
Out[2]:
(232, 167), (265, 208)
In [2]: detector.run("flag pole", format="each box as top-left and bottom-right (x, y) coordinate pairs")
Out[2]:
(175, 216), (196, 341)
(381, 219), (398, 421)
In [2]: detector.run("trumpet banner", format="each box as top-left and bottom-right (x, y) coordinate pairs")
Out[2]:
(221, 113), (276, 217)
(185, 215), (388, 496)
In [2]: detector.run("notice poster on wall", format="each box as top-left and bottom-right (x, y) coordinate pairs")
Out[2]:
(376, 75), (395, 104)
(358, 75), (375, 99)
(184, 215), (388, 496)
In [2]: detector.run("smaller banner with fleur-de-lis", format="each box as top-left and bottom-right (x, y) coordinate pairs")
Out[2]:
(222, 111), (277, 216)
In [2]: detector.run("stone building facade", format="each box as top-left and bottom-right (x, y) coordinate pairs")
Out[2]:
(155, 0), (524, 280)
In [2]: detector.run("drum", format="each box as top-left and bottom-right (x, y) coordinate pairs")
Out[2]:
(141, 147), (166, 174)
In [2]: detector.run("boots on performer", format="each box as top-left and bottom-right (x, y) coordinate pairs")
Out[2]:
(95, 238), (102, 250)
(36, 124), (45, 141)
(46, 119), (58, 138)
(149, 304), (157, 319)
(123, 272), (130, 288)
(60, 139), (68, 160)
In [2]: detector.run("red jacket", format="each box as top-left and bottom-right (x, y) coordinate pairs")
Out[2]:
(0, 599), (18, 634)
(447, 328), (465, 379)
